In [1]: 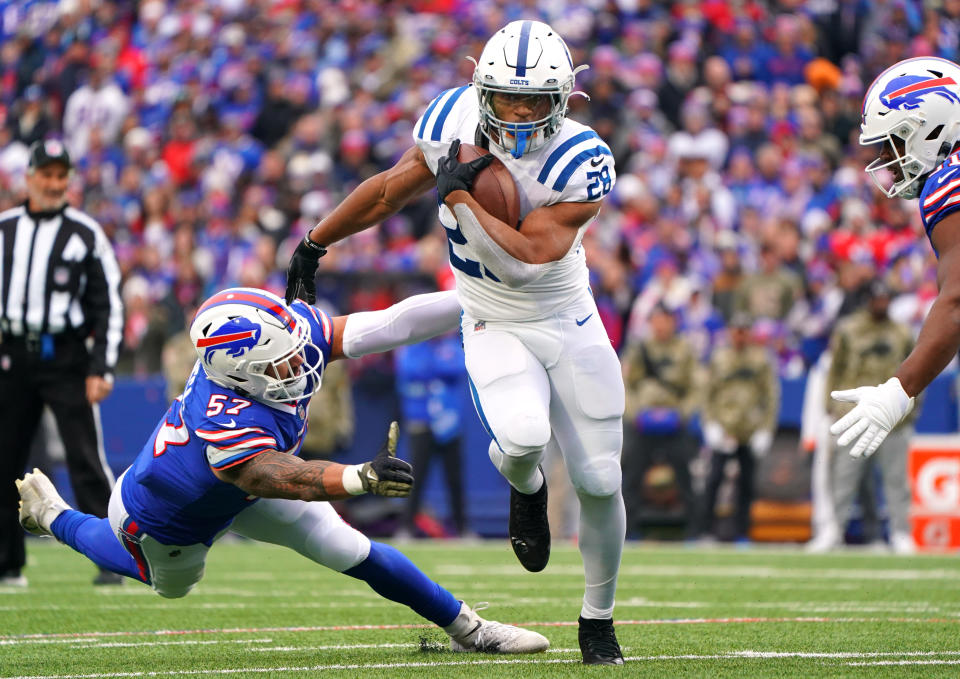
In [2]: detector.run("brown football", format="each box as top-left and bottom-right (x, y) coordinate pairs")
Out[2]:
(457, 142), (521, 229)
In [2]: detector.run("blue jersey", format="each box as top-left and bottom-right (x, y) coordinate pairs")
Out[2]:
(121, 301), (334, 545)
(920, 150), (960, 254)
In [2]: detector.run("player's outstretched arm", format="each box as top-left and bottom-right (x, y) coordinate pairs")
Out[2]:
(213, 452), (354, 501)
(212, 423), (413, 499)
(831, 213), (960, 458)
(894, 214), (960, 396)
(307, 146), (435, 246)
(326, 290), (461, 361)
(286, 146), (436, 304)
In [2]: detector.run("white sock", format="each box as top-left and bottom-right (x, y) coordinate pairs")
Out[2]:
(577, 490), (625, 619)
(487, 440), (544, 494)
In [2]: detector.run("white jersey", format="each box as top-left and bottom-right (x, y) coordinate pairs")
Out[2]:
(413, 85), (616, 321)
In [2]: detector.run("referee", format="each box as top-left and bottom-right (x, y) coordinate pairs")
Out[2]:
(0, 140), (123, 586)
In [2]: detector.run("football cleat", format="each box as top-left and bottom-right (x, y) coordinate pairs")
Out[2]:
(508, 473), (550, 572)
(0, 571), (27, 587)
(578, 616), (625, 665)
(16, 468), (71, 537)
(446, 602), (549, 654)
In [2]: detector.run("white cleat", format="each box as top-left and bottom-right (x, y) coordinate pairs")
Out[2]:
(891, 531), (917, 555)
(805, 525), (840, 554)
(16, 468), (71, 537)
(445, 602), (549, 654)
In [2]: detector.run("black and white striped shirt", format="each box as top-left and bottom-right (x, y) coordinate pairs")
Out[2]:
(0, 203), (123, 375)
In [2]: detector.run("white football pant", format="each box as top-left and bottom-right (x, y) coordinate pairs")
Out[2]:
(109, 471), (370, 599)
(461, 290), (626, 619)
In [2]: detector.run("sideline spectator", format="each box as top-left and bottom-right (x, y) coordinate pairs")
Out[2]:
(808, 281), (917, 554)
(693, 314), (779, 542)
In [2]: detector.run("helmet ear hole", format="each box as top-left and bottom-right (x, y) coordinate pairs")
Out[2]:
(926, 124), (945, 141)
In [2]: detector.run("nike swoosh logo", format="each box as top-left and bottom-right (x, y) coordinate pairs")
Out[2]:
(576, 314), (593, 326)
(222, 419), (237, 428)
(590, 157), (603, 167)
(937, 170), (957, 184)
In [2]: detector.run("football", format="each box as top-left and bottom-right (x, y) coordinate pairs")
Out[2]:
(457, 143), (521, 229)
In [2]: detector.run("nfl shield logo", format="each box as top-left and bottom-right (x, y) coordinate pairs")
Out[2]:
(297, 403), (306, 419)
(474, 321), (486, 332)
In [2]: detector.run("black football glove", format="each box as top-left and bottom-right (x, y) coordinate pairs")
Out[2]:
(285, 236), (327, 305)
(436, 139), (494, 202)
(357, 422), (414, 497)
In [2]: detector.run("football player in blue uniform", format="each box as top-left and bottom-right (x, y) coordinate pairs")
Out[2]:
(831, 57), (960, 458)
(17, 287), (548, 654)
(286, 21), (625, 664)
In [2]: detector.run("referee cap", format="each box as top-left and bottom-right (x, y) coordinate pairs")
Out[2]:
(28, 139), (72, 170)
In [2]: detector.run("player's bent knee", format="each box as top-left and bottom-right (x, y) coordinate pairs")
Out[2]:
(571, 458), (622, 498)
(499, 412), (551, 454)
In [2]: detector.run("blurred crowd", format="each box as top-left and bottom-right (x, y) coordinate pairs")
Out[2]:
(2, 0), (954, 378)
(5, 0), (955, 548)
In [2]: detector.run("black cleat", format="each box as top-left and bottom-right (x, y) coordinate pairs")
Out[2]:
(92, 570), (124, 586)
(578, 616), (624, 665)
(508, 474), (550, 572)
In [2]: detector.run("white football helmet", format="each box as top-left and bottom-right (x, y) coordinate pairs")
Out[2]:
(190, 288), (323, 404)
(471, 20), (587, 158)
(861, 56), (960, 199)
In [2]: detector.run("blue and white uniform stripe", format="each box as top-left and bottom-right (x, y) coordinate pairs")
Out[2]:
(416, 86), (471, 142)
(515, 20), (533, 76)
(535, 130), (612, 192)
(920, 151), (960, 249)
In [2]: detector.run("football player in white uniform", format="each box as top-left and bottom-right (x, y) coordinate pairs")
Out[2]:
(831, 57), (960, 458)
(286, 21), (625, 665)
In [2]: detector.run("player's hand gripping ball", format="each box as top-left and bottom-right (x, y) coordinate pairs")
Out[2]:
(437, 139), (522, 228)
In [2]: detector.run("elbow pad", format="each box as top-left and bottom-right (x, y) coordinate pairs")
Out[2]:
(341, 291), (461, 358)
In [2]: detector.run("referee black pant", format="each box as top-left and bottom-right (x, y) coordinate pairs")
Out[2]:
(0, 334), (114, 576)
(402, 425), (467, 536)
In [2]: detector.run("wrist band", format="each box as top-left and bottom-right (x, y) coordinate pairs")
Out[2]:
(303, 236), (327, 256)
(341, 464), (366, 495)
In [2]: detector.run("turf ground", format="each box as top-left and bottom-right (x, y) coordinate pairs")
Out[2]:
(3, 538), (960, 678)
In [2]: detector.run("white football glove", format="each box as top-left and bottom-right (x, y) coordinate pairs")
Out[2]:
(749, 429), (773, 458)
(829, 377), (914, 459)
(703, 421), (737, 454)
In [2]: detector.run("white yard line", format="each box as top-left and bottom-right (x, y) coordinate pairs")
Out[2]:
(7, 651), (960, 679)
(3, 615), (960, 645)
(436, 564), (960, 580)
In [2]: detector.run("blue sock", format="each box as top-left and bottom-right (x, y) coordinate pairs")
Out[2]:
(344, 541), (461, 627)
(50, 511), (145, 582)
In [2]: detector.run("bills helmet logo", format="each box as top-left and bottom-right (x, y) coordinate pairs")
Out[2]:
(880, 75), (960, 111)
(196, 317), (262, 362)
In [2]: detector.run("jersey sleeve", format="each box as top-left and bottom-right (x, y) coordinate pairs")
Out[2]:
(412, 84), (475, 175)
(535, 127), (616, 204)
(920, 155), (960, 249)
(192, 397), (281, 470)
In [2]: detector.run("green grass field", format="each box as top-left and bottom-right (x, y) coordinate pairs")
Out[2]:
(3, 538), (960, 678)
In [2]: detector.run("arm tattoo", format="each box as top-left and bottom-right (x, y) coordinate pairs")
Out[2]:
(217, 451), (346, 501)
